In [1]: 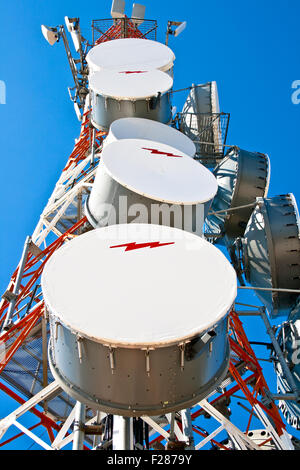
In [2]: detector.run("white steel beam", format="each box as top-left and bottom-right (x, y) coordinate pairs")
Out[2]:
(166, 413), (187, 443)
(54, 413), (107, 450)
(198, 399), (261, 450)
(141, 416), (170, 440)
(0, 380), (61, 440)
(72, 401), (86, 450)
(113, 416), (134, 450)
(253, 404), (294, 450)
(51, 405), (76, 449)
(195, 425), (224, 450)
(12, 420), (53, 450)
(181, 409), (195, 449)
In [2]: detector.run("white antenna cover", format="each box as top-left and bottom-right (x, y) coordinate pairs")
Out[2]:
(64, 16), (73, 32)
(132, 3), (146, 24)
(104, 118), (196, 157)
(41, 25), (59, 46)
(174, 21), (187, 37)
(42, 224), (237, 347)
(111, 0), (126, 18)
(70, 31), (81, 53)
(98, 138), (218, 204)
(73, 102), (82, 121)
(64, 16), (81, 52)
(89, 69), (173, 100)
(86, 38), (175, 74)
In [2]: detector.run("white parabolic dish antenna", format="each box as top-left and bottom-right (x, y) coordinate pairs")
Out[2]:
(96, 138), (218, 204)
(89, 69), (173, 100)
(42, 224), (237, 347)
(41, 25), (59, 46)
(104, 118), (196, 157)
(86, 38), (175, 73)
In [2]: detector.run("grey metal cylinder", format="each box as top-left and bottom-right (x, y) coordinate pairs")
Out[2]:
(48, 317), (230, 417)
(91, 92), (172, 131)
(242, 194), (300, 317)
(89, 69), (173, 131)
(205, 147), (270, 242)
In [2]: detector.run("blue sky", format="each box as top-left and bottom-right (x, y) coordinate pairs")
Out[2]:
(1, 0), (300, 278)
(0, 0), (300, 449)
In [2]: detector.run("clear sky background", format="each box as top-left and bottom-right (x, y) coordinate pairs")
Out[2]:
(0, 0), (300, 449)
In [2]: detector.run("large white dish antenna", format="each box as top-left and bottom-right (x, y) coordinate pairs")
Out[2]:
(104, 118), (196, 157)
(86, 38), (175, 74)
(89, 69), (173, 100)
(92, 138), (218, 205)
(43, 224), (236, 416)
(42, 224), (236, 347)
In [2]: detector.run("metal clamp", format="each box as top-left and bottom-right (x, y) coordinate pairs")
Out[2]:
(76, 335), (85, 363)
(178, 341), (191, 371)
(108, 346), (116, 374)
(142, 348), (154, 376)
(201, 330), (216, 354)
(54, 321), (62, 342)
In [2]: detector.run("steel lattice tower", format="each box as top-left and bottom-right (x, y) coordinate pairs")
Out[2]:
(0, 7), (299, 451)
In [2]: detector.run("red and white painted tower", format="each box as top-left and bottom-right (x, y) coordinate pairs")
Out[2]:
(0, 2), (298, 451)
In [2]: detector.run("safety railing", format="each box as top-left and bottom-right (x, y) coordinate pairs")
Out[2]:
(175, 112), (230, 165)
(92, 17), (157, 45)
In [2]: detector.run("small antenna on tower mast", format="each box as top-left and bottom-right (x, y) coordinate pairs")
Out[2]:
(111, 0), (126, 18)
(41, 25), (59, 46)
(165, 21), (187, 45)
(132, 3), (146, 25)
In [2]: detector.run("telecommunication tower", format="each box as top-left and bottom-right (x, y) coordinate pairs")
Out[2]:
(0, 1), (299, 451)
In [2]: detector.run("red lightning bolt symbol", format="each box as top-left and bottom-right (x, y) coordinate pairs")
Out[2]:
(110, 241), (175, 252)
(119, 71), (147, 74)
(142, 147), (183, 158)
